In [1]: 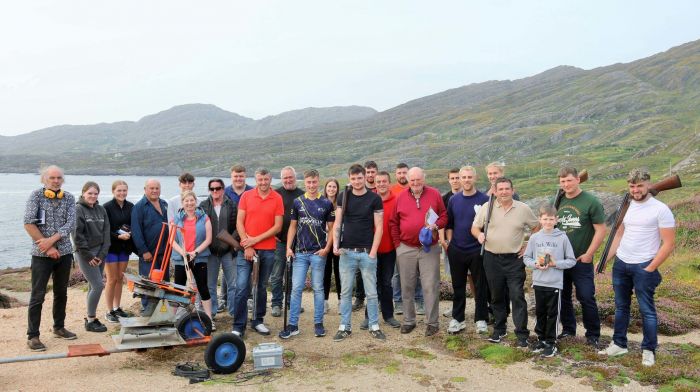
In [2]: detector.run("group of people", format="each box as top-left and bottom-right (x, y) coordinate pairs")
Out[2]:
(23, 162), (675, 367)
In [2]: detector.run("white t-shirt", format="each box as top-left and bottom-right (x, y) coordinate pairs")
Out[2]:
(617, 196), (675, 264)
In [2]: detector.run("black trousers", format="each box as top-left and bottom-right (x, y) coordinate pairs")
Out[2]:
(447, 245), (489, 323)
(27, 254), (72, 338)
(365, 250), (396, 320)
(175, 263), (211, 301)
(483, 251), (529, 338)
(560, 260), (601, 338)
(534, 286), (560, 345)
(324, 253), (341, 300)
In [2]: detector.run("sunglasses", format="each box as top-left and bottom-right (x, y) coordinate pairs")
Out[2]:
(209, 186), (223, 191)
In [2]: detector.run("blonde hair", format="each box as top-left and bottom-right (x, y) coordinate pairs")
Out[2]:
(112, 179), (128, 191)
(180, 190), (197, 202)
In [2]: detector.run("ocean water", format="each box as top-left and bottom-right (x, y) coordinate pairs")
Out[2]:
(0, 173), (263, 269)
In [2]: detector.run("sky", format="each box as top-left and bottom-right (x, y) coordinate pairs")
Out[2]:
(1, 0), (699, 136)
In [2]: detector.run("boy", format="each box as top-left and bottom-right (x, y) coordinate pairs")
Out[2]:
(523, 204), (576, 357)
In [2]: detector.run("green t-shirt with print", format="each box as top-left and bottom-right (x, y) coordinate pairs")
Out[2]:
(556, 190), (605, 257)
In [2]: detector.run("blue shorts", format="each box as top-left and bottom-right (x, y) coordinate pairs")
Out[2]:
(105, 251), (130, 263)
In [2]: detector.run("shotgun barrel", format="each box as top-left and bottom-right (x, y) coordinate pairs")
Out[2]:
(251, 254), (260, 321)
(283, 256), (292, 330)
(480, 194), (496, 256)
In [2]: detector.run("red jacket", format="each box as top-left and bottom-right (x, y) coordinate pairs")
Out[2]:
(378, 191), (398, 254)
(389, 186), (447, 248)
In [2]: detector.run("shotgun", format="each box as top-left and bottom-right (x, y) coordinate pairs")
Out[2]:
(283, 256), (293, 330)
(216, 229), (242, 251)
(338, 185), (350, 246)
(250, 254), (260, 321)
(480, 194), (496, 256)
(595, 174), (682, 274)
(554, 169), (589, 209)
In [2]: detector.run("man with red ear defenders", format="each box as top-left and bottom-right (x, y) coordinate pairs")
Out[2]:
(23, 165), (78, 352)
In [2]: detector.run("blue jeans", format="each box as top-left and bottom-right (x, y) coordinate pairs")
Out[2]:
(138, 255), (170, 308)
(289, 252), (326, 326)
(392, 264), (423, 303)
(232, 250), (275, 332)
(207, 253), (236, 317)
(270, 241), (286, 307)
(612, 258), (662, 351)
(339, 250), (379, 330)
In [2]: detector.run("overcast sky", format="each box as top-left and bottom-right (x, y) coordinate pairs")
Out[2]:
(0, 0), (698, 136)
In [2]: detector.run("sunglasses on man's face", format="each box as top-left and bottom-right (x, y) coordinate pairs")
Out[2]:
(209, 186), (223, 192)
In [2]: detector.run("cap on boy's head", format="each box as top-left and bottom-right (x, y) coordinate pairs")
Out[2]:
(538, 203), (558, 217)
(627, 168), (651, 184)
(419, 227), (433, 252)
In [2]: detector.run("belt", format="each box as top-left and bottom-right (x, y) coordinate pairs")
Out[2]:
(485, 251), (519, 258)
(342, 247), (370, 253)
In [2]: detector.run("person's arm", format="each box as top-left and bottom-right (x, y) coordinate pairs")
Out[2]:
(522, 238), (537, 269)
(579, 223), (606, 263)
(471, 206), (486, 244)
(435, 194), (448, 229)
(56, 194), (77, 248)
(318, 221), (333, 257)
(389, 204), (401, 248)
(604, 223), (625, 265)
(554, 237), (577, 270)
(192, 218), (213, 258)
(97, 209), (111, 261)
(244, 215), (283, 248)
(645, 227), (675, 272)
(286, 220), (298, 258)
(333, 206), (343, 255)
(72, 208), (95, 262)
(369, 211), (383, 259)
(131, 204), (149, 258)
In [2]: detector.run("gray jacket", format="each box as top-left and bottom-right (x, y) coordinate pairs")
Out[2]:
(72, 197), (111, 261)
(199, 195), (238, 256)
(523, 228), (576, 289)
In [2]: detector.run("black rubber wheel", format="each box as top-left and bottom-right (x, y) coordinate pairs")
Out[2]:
(205, 333), (246, 374)
(175, 310), (212, 339)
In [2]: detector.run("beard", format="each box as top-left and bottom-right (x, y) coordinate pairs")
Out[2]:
(631, 191), (648, 201)
(398, 177), (408, 185)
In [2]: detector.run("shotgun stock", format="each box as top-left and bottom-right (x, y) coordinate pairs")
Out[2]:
(595, 174), (682, 274)
(251, 254), (260, 321)
(480, 194), (496, 256)
(216, 229), (242, 251)
(554, 169), (589, 209)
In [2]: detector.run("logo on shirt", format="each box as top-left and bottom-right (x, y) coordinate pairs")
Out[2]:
(558, 214), (581, 229)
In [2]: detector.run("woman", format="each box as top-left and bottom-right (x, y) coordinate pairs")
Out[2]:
(103, 180), (135, 323)
(322, 178), (341, 314)
(170, 190), (214, 323)
(72, 181), (111, 333)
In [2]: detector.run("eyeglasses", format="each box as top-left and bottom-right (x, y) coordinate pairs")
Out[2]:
(209, 186), (223, 192)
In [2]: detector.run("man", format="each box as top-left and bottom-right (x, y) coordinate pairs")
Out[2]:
(445, 166), (490, 334)
(598, 169), (675, 367)
(220, 164), (253, 312)
(333, 164), (386, 341)
(472, 177), (538, 347)
(167, 172), (197, 222)
(232, 168), (283, 337)
(440, 168), (461, 277)
(23, 165), (77, 351)
(390, 162), (409, 196)
(485, 162), (520, 200)
(131, 179), (170, 310)
(352, 160), (380, 311)
(279, 169), (335, 339)
(360, 171), (401, 329)
(390, 167), (447, 337)
(555, 167), (606, 347)
(199, 178), (239, 318)
(270, 166), (304, 317)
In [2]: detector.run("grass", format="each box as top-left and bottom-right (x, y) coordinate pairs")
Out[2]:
(384, 360), (400, 375)
(479, 344), (529, 365)
(533, 379), (553, 389)
(341, 352), (374, 366)
(401, 347), (436, 360)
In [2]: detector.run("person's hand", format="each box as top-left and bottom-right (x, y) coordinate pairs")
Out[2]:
(244, 247), (256, 261)
(518, 244), (527, 258)
(316, 248), (329, 257)
(440, 240), (449, 252)
(142, 252), (153, 262)
(426, 224), (438, 231)
(36, 237), (55, 253)
(46, 247), (60, 260)
(368, 251), (377, 259)
(88, 257), (101, 267)
(286, 248), (294, 258)
(477, 233), (485, 244)
(577, 253), (593, 263)
(333, 246), (340, 256)
(118, 233), (131, 241)
(643, 266), (656, 273)
(241, 236), (259, 248)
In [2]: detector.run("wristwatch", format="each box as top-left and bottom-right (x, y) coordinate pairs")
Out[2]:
(194, 251), (199, 258)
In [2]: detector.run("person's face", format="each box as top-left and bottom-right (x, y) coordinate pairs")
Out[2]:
(179, 178), (194, 191)
(495, 181), (513, 203)
(255, 174), (272, 193)
(209, 181), (224, 200)
(231, 171), (246, 188)
(44, 168), (64, 191)
(365, 167), (377, 184)
(113, 184), (128, 202)
(182, 195), (197, 212)
(408, 170), (425, 194)
(281, 169), (297, 190)
(145, 181), (161, 201)
(559, 174), (580, 195)
(395, 167), (408, 185)
(539, 214), (557, 231)
(348, 172), (366, 190)
(460, 170), (476, 192)
(375, 174), (390, 195)
(448, 172), (461, 191)
(487, 167), (503, 185)
(325, 181), (338, 198)
(628, 181), (650, 201)
(305, 176), (319, 195)
(83, 187), (99, 206)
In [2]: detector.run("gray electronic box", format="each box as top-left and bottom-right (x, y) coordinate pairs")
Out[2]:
(252, 343), (284, 370)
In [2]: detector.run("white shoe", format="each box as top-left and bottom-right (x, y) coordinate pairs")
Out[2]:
(475, 320), (488, 334)
(324, 300), (329, 314)
(253, 323), (271, 335)
(247, 298), (253, 313)
(211, 321), (217, 332)
(642, 349), (655, 366)
(598, 343), (628, 356)
(442, 309), (452, 318)
(447, 319), (466, 334)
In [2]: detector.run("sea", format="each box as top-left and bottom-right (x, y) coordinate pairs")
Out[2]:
(0, 173), (268, 269)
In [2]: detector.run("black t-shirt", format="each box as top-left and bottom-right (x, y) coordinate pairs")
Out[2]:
(442, 190), (456, 210)
(337, 189), (383, 248)
(276, 187), (304, 241)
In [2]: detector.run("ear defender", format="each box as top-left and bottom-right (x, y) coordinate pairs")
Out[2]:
(43, 188), (64, 199)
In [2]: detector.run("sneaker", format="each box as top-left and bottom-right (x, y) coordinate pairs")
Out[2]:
(557, 331), (573, 340)
(114, 307), (129, 318)
(211, 321), (217, 332)
(231, 329), (244, 338)
(217, 302), (226, 313)
(542, 344), (558, 358)
(447, 319), (466, 334)
(442, 308), (452, 318)
(352, 298), (364, 311)
(394, 302), (403, 315)
(400, 324), (415, 334)
(370, 329), (386, 340)
(475, 320), (488, 334)
(333, 329), (351, 342)
(516, 337), (529, 348)
(324, 300), (329, 314)
(416, 302), (425, 315)
(252, 323), (271, 336)
(487, 331), (507, 343)
(532, 340), (547, 353)
(642, 349), (655, 366)
(84, 318), (108, 333)
(247, 298), (253, 313)
(271, 305), (282, 317)
(384, 318), (401, 328)
(586, 337), (600, 349)
(360, 319), (369, 330)
(314, 323), (326, 337)
(425, 325), (439, 337)
(105, 310), (119, 323)
(598, 343), (628, 357)
(278, 325), (300, 339)
(27, 337), (46, 352)
(53, 327), (77, 340)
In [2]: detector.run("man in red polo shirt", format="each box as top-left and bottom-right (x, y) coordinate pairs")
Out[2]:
(232, 168), (284, 337)
(390, 167), (447, 337)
